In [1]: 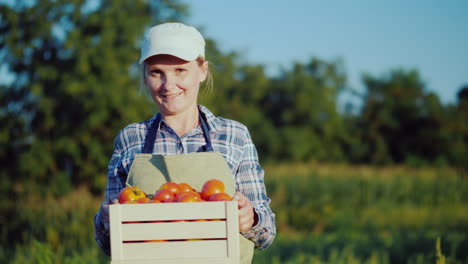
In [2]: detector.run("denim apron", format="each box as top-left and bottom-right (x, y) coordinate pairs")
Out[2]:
(126, 111), (255, 263)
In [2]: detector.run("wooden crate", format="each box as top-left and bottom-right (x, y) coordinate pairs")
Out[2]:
(109, 201), (240, 264)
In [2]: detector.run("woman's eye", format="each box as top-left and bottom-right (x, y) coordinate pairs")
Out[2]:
(176, 68), (186, 73)
(151, 70), (162, 75)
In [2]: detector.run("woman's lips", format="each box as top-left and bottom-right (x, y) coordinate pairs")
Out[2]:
(160, 91), (183, 98)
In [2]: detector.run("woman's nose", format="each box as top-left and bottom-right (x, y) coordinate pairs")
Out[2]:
(162, 74), (177, 89)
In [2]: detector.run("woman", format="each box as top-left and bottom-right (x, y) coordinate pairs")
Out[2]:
(94, 22), (276, 262)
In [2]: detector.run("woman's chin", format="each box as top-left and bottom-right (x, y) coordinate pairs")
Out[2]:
(158, 104), (191, 116)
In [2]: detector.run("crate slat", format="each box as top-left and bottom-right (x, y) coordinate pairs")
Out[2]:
(121, 221), (227, 241)
(117, 202), (228, 221)
(122, 240), (228, 259)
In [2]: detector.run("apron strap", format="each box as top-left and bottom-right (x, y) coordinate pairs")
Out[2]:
(142, 110), (213, 154)
(142, 114), (161, 154)
(198, 111), (214, 152)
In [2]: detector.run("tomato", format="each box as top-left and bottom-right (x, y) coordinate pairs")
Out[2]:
(178, 183), (195, 193)
(175, 192), (201, 202)
(200, 179), (225, 201)
(153, 189), (175, 202)
(118, 186), (147, 203)
(192, 191), (201, 200)
(147, 199), (161, 203)
(175, 191), (201, 200)
(208, 192), (232, 201)
(137, 197), (151, 203)
(159, 182), (181, 195)
(174, 191), (190, 200)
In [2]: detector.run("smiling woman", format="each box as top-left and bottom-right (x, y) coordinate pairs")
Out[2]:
(94, 22), (276, 263)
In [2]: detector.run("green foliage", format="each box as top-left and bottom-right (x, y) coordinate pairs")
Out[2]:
(0, 0), (188, 191)
(1, 1), (468, 263)
(436, 237), (447, 264)
(9, 239), (104, 264)
(0, 0), (187, 247)
(355, 69), (459, 165)
(0, 187), (108, 263)
(0, 164), (466, 263)
(252, 163), (468, 264)
(442, 86), (468, 170)
(200, 56), (350, 163)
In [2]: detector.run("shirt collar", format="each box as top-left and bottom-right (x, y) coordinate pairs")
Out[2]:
(148, 105), (222, 133)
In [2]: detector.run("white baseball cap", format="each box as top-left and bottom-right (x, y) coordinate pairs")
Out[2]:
(139, 22), (205, 64)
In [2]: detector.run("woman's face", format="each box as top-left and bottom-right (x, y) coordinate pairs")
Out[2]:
(144, 55), (208, 117)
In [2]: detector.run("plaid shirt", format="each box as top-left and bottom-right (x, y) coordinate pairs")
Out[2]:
(94, 105), (276, 255)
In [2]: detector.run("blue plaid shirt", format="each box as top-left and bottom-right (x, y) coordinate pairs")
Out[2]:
(94, 105), (276, 254)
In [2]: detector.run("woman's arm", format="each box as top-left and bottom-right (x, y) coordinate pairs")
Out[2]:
(94, 134), (127, 255)
(234, 127), (276, 250)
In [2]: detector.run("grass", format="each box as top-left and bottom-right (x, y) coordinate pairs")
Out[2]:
(1, 162), (467, 263)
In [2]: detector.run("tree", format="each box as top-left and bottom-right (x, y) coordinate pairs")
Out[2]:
(202, 54), (350, 162)
(0, 0), (188, 191)
(358, 69), (449, 164)
(0, 0), (187, 245)
(443, 85), (468, 170)
(262, 58), (349, 161)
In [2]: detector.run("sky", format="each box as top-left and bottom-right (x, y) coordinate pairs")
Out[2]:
(182, 0), (468, 105)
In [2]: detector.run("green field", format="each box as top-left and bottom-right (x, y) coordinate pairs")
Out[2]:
(2, 163), (467, 263)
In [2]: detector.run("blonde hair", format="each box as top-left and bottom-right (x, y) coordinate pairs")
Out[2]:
(196, 57), (213, 94)
(140, 56), (213, 97)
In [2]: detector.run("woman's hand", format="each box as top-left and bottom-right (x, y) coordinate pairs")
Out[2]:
(100, 195), (119, 231)
(232, 192), (258, 232)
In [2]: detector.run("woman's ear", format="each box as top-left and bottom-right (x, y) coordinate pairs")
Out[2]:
(200, 60), (209, 82)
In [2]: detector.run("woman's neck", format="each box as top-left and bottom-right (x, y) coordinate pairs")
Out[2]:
(162, 107), (199, 137)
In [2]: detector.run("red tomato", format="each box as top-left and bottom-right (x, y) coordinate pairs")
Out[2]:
(175, 191), (201, 200)
(178, 183), (195, 193)
(153, 189), (175, 203)
(200, 179), (225, 201)
(159, 182), (181, 195)
(208, 192), (232, 201)
(137, 197), (151, 203)
(175, 192), (201, 202)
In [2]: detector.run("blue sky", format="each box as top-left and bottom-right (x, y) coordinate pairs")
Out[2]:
(182, 0), (468, 105)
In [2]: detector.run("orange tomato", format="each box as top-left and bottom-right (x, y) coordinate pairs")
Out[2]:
(200, 179), (225, 200)
(159, 182), (181, 195)
(118, 186), (147, 203)
(147, 199), (161, 203)
(178, 183), (195, 193)
(153, 189), (175, 203)
(208, 192), (232, 201)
